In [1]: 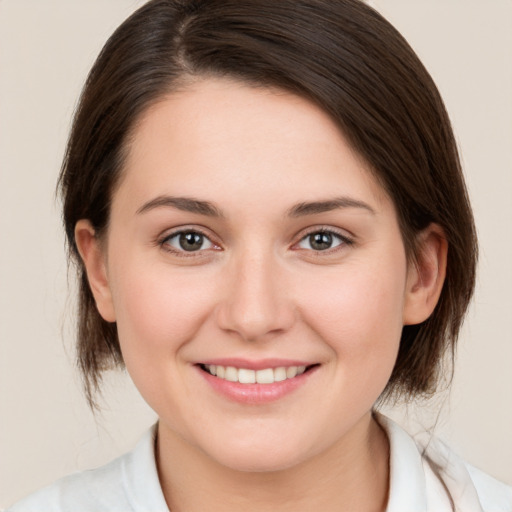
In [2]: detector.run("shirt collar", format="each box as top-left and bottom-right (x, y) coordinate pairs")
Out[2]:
(121, 424), (170, 512)
(376, 413), (428, 512)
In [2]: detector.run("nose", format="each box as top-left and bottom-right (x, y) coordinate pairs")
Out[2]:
(215, 250), (296, 342)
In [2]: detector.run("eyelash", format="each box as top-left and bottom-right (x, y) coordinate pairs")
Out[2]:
(158, 227), (219, 258)
(293, 227), (354, 254)
(157, 226), (354, 257)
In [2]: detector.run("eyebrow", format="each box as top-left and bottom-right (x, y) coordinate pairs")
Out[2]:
(136, 194), (376, 218)
(136, 195), (223, 217)
(287, 197), (376, 217)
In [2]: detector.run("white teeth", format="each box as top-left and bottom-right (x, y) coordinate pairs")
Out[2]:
(274, 367), (287, 382)
(225, 366), (238, 382)
(204, 364), (309, 384)
(286, 366), (297, 378)
(238, 368), (256, 384)
(256, 368), (274, 384)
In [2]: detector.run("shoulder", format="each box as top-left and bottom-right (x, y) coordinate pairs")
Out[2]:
(466, 463), (512, 512)
(422, 432), (512, 511)
(6, 425), (169, 512)
(6, 457), (128, 512)
(377, 413), (512, 511)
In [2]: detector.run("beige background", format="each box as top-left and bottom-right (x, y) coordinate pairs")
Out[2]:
(0, 0), (511, 508)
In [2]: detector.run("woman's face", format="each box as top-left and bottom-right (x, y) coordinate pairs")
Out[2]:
(84, 79), (426, 471)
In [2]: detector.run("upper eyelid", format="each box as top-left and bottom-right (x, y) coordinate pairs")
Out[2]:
(159, 225), (216, 242)
(295, 226), (354, 242)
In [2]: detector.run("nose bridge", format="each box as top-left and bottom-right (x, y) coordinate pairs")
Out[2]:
(216, 244), (294, 341)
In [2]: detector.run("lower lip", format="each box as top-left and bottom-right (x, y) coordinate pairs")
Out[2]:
(197, 366), (317, 404)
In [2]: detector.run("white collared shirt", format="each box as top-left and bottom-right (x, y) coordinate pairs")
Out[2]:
(7, 417), (512, 511)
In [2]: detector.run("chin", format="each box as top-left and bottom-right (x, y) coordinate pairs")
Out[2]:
(218, 451), (305, 473)
(203, 434), (316, 473)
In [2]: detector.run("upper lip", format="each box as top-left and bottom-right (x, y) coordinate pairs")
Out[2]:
(197, 358), (315, 370)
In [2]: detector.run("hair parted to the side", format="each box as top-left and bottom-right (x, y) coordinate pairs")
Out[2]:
(59, 0), (477, 409)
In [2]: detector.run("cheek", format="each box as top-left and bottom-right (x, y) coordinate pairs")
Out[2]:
(299, 256), (407, 366)
(109, 259), (217, 359)
(107, 261), (220, 415)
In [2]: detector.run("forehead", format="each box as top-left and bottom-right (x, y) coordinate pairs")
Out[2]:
(116, 78), (391, 215)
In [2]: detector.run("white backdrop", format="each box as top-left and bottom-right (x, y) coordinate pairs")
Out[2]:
(1, 0), (511, 508)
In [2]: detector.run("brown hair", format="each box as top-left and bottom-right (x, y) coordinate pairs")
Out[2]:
(59, 0), (477, 408)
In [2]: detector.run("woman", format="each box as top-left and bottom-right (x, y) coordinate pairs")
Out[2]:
(7, 0), (511, 510)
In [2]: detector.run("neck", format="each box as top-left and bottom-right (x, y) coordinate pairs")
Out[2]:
(156, 413), (390, 512)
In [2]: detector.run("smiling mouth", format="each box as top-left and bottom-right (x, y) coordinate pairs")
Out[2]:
(199, 364), (316, 384)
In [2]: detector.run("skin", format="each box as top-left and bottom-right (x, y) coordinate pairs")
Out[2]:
(76, 78), (447, 512)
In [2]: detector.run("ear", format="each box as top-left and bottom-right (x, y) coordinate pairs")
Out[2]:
(403, 223), (448, 325)
(74, 220), (116, 322)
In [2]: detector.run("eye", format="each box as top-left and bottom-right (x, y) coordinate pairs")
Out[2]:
(297, 230), (349, 251)
(162, 230), (215, 253)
